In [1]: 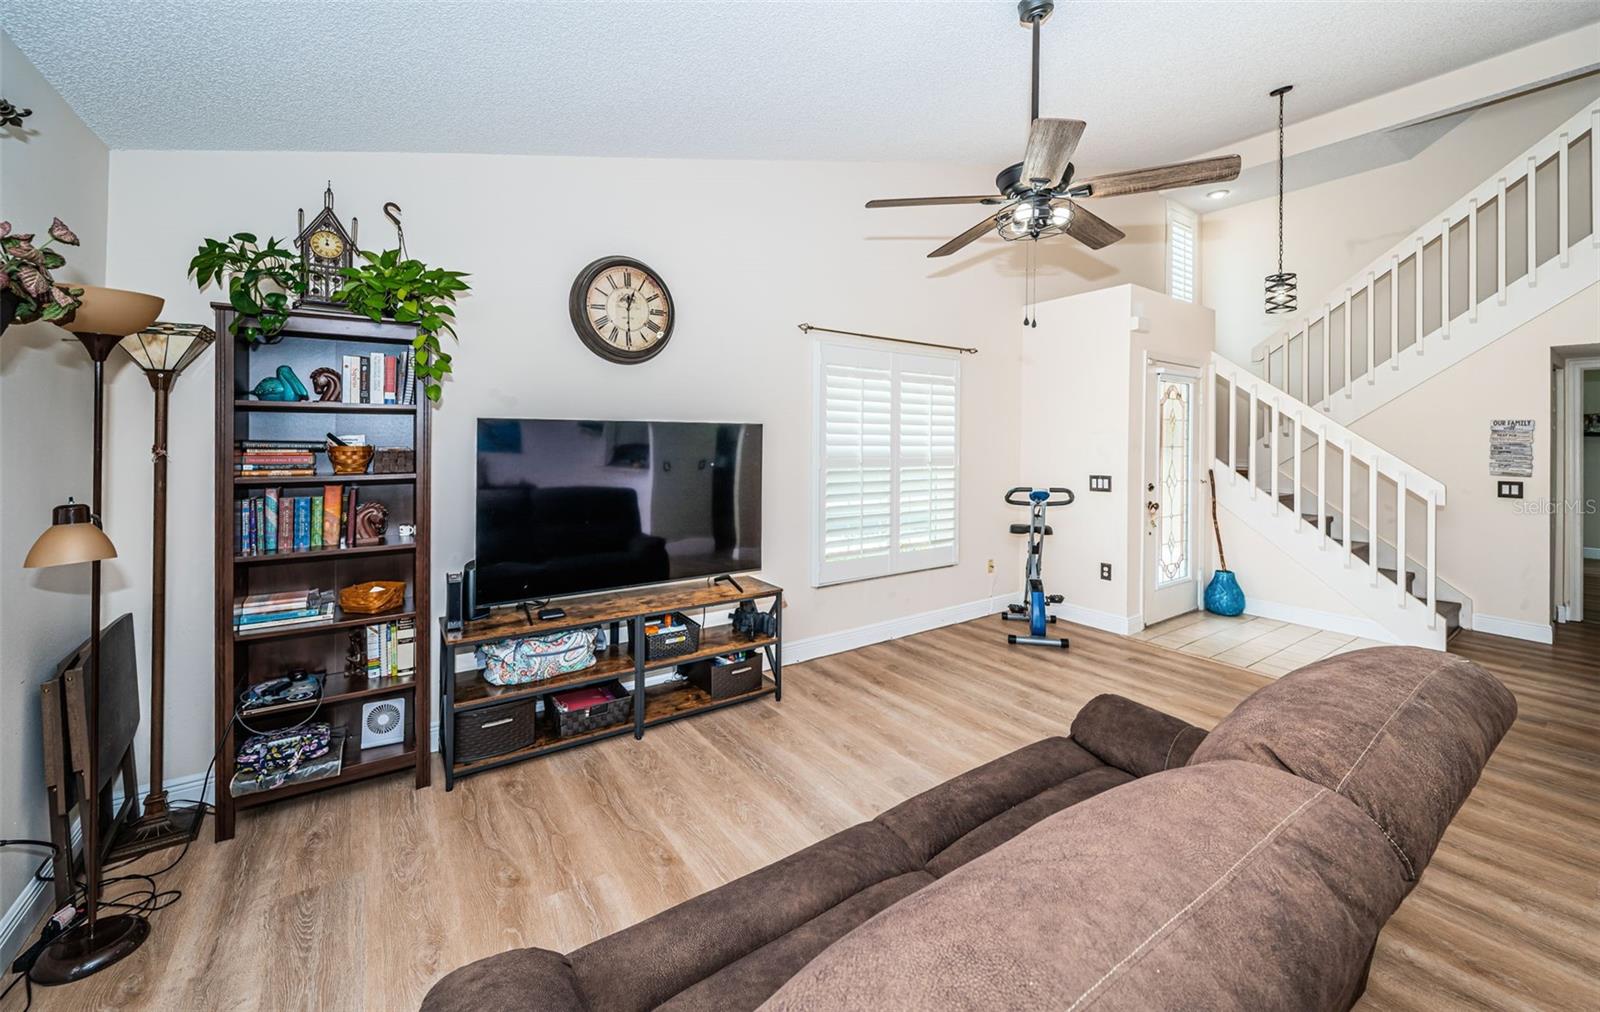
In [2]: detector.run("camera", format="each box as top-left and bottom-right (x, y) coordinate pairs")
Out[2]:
(729, 600), (778, 640)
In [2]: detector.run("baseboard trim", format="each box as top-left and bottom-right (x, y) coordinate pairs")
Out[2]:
(1471, 613), (1554, 644)
(1241, 598), (1400, 645)
(785, 594), (1014, 664)
(1584, 546), (1600, 561)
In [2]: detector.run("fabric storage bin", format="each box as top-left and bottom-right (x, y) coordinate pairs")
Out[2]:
(547, 679), (632, 737)
(476, 627), (600, 686)
(455, 697), (538, 763)
(638, 612), (700, 661)
(684, 651), (764, 699)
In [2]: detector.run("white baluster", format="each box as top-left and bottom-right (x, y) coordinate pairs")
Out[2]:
(1271, 401), (1281, 515)
(1468, 197), (1479, 323)
(1559, 132), (1570, 267)
(1369, 454), (1381, 587)
(1342, 442), (1352, 567)
(1390, 257), (1401, 369)
(1343, 288), (1353, 396)
(1248, 386), (1258, 499)
(1527, 155), (1537, 287)
(1426, 491), (1438, 631)
(1396, 473), (1408, 609)
(1497, 176), (1508, 305)
(1298, 328), (1309, 403)
(1441, 216), (1451, 338)
(1366, 272), (1376, 385)
(1592, 109), (1599, 250)
(1228, 375), (1237, 485)
(1322, 305), (1331, 406)
(1414, 237), (1425, 351)
(1292, 412), (1302, 530)
(1317, 426), (1327, 549)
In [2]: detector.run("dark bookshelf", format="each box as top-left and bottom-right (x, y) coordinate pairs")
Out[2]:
(212, 303), (431, 842)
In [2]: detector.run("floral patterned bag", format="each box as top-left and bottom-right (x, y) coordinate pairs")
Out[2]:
(476, 627), (601, 686)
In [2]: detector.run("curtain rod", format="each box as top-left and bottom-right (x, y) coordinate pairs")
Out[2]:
(797, 323), (978, 355)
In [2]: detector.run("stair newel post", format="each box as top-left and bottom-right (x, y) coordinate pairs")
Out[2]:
(1441, 217), (1451, 339)
(1227, 370), (1238, 485)
(1426, 490), (1438, 630)
(1247, 385), (1258, 499)
(1343, 289), (1353, 396)
(1316, 425), (1327, 550)
(1365, 273), (1376, 384)
(1526, 155), (1537, 289)
(1369, 455), (1381, 587)
(1467, 199), (1479, 323)
(1395, 473), (1408, 609)
(1389, 255), (1401, 368)
(1558, 132), (1569, 268)
(1496, 176), (1508, 305)
(1342, 442), (1352, 568)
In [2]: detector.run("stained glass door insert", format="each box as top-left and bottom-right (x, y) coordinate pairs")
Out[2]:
(1157, 378), (1193, 586)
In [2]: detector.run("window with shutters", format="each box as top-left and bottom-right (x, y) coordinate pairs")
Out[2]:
(1166, 201), (1198, 303)
(813, 341), (959, 586)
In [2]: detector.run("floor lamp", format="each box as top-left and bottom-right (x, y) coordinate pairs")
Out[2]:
(106, 322), (215, 861)
(27, 286), (163, 986)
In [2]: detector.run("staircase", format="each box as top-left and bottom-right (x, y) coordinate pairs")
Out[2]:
(1251, 99), (1599, 424)
(1211, 353), (1453, 650)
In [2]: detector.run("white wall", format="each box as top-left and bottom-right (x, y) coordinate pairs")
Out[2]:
(0, 29), (109, 961)
(99, 149), (1171, 787)
(1585, 371), (1600, 552)
(1202, 74), (1600, 368)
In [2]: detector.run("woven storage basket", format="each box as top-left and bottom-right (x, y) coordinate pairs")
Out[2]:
(455, 697), (538, 763)
(547, 679), (632, 738)
(326, 443), (374, 475)
(638, 612), (700, 661)
(684, 652), (763, 699)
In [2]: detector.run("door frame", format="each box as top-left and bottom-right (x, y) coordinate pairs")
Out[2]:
(1139, 356), (1205, 626)
(1557, 355), (1600, 623)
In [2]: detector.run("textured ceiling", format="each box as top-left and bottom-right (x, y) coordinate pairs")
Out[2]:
(6, 1), (1596, 172)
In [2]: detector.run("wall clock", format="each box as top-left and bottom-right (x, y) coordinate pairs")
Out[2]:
(568, 256), (675, 364)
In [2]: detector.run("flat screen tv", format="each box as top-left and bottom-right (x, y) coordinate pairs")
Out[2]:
(475, 419), (763, 606)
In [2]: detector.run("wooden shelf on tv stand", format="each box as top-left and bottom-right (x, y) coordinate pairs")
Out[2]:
(437, 578), (784, 788)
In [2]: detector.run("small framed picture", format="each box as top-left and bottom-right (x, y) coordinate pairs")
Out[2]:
(1586, 413), (1600, 436)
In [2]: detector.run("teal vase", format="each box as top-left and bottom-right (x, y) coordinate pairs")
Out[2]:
(1205, 570), (1245, 616)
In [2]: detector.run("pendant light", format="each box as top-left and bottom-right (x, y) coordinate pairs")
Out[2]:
(1264, 85), (1297, 314)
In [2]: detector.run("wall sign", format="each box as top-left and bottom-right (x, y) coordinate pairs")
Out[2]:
(1489, 419), (1534, 477)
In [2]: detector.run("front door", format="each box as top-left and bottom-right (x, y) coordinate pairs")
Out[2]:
(1143, 365), (1201, 626)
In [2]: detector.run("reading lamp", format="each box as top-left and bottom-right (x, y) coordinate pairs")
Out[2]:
(106, 323), (215, 861)
(27, 286), (162, 985)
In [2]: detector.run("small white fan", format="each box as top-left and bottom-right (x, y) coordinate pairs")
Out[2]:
(361, 697), (406, 749)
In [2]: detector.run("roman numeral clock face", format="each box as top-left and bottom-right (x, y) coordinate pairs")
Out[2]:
(568, 257), (675, 364)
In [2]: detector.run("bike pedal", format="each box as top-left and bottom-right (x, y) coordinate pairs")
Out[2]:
(1046, 595), (1064, 604)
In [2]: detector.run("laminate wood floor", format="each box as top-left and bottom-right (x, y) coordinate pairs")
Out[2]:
(6, 615), (1595, 1011)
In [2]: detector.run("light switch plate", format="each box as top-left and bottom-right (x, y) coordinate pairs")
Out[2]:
(1496, 481), (1524, 499)
(1089, 475), (1112, 493)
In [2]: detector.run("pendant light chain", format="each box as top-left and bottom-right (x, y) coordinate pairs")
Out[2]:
(1264, 85), (1298, 314)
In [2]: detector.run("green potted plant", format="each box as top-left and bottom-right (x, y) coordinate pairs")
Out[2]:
(332, 248), (470, 403)
(1, 217), (84, 335)
(188, 233), (306, 342)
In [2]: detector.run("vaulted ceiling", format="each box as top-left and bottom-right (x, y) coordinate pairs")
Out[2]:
(6, 1), (1595, 173)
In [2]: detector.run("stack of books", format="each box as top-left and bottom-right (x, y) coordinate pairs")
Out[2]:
(340, 351), (417, 405)
(236, 485), (367, 555)
(234, 589), (334, 634)
(235, 439), (321, 478)
(364, 618), (417, 681)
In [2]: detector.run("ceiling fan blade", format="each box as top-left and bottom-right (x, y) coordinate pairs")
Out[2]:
(1060, 200), (1124, 250)
(1020, 118), (1087, 188)
(1075, 154), (1242, 198)
(928, 211), (1003, 258)
(865, 195), (1004, 208)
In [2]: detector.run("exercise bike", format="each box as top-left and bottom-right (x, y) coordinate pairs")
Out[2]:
(1002, 486), (1075, 648)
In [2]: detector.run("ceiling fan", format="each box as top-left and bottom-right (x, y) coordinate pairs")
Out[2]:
(867, 0), (1242, 259)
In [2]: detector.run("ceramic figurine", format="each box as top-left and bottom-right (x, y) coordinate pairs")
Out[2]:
(250, 365), (310, 401)
(310, 366), (341, 401)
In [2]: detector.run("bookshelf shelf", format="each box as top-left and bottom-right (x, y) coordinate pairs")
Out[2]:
(213, 303), (431, 842)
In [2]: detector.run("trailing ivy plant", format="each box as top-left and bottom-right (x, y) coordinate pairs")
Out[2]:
(188, 233), (305, 342)
(1, 217), (84, 326)
(332, 248), (469, 402)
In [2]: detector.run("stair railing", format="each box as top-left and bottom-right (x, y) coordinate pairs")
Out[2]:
(1213, 353), (1447, 628)
(1251, 99), (1598, 408)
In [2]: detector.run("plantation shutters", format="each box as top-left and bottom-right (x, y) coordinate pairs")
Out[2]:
(1166, 201), (1198, 303)
(815, 342), (959, 586)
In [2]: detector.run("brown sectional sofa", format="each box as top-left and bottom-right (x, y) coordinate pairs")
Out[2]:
(423, 647), (1515, 1012)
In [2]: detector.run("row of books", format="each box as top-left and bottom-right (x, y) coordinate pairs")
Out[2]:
(236, 485), (367, 555)
(338, 351), (417, 405)
(365, 619), (417, 681)
(235, 438), (323, 478)
(234, 589), (334, 633)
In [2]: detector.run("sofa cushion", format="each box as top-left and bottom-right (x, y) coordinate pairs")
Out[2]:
(1070, 694), (1207, 775)
(568, 821), (918, 1012)
(420, 946), (584, 1012)
(760, 761), (1407, 1012)
(923, 765), (1132, 877)
(1187, 646), (1516, 880)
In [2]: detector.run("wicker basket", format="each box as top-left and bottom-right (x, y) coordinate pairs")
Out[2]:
(684, 651), (764, 700)
(546, 680), (632, 738)
(638, 612), (701, 661)
(327, 443), (374, 475)
(339, 580), (406, 615)
(455, 697), (538, 763)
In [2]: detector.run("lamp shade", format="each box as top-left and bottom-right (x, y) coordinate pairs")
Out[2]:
(24, 500), (117, 568)
(120, 322), (216, 375)
(62, 286), (164, 337)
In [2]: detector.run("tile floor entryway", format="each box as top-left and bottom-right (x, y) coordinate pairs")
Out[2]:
(1133, 611), (1388, 677)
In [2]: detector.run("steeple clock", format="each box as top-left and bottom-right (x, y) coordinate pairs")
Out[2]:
(295, 184), (357, 305)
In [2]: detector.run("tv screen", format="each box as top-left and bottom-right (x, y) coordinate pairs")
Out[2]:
(475, 419), (763, 606)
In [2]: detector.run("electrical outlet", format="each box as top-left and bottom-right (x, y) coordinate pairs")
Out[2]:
(1100, 563), (1112, 581)
(1089, 475), (1112, 492)
(986, 558), (995, 573)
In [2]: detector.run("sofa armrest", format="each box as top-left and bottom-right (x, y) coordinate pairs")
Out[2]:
(422, 947), (587, 1012)
(1069, 694), (1205, 777)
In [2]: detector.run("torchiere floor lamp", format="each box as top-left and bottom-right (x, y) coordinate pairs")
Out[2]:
(28, 286), (163, 986)
(106, 322), (215, 861)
